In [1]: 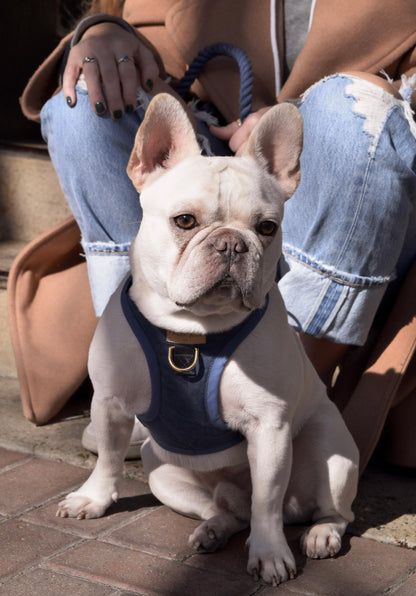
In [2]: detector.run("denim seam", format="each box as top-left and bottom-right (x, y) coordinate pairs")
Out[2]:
(282, 246), (391, 287)
(336, 81), (400, 271)
(305, 280), (347, 336)
(301, 277), (331, 332)
(333, 149), (374, 273)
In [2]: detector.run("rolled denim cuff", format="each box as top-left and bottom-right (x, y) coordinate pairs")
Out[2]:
(279, 253), (388, 346)
(71, 13), (137, 47)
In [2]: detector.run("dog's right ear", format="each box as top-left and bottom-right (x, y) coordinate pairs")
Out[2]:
(243, 102), (303, 200)
(127, 93), (201, 192)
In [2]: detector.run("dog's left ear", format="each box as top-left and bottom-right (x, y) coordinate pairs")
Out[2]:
(243, 103), (303, 200)
(127, 93), (201, 192)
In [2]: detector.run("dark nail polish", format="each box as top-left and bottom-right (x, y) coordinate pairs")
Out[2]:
(146, 79), (154, 91)
(125, 104), (135, 114)
(113, 109), (123, 120)
(95, 101), (105, 114)
(66, 96), (74, 107)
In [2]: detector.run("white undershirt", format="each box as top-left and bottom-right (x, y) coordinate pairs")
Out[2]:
(270, 0), (316, 96)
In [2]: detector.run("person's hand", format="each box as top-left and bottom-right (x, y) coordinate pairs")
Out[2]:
(63, 22), (159, 118)
(210, 107), (272, 155)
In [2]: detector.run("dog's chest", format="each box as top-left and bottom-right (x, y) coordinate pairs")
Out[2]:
(121, 276), (268, 456)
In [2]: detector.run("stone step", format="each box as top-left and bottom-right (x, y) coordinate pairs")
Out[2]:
(0, 144), (71, 377)
(0, 143), (70, 242)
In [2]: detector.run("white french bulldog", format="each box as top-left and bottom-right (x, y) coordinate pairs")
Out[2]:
(57, 93), (359, 586)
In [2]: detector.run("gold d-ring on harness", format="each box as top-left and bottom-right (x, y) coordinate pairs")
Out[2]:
(168, 346), (199, 373)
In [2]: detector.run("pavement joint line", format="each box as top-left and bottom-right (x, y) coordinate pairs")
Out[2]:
(382, 565), (416, 594)
(40, 534), (95, 565)
(40, 566), (127, 594)
(0, 528), (84, 586)
(0, 454), (34, 474)
(18, 513), (103, 539)
(39, 558), (131, 593)
(42, 554), (151, 595)
(0, 483), (94, 521)
(96, 505), (163, 539)
(100, 536), (192, 563)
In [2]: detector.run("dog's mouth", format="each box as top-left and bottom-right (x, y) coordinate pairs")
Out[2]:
(205, 275), (243, 299)
(175, 274), (251, 311)
(211, 274), (239, 290)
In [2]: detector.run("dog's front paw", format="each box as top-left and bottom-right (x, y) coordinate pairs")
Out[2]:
(247, 535), (296, 586)
(56, 492), (113, 520)
(301, 524), (342, 559)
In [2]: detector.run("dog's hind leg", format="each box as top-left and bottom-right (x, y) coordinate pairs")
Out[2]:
(286, 400), (359, 559)
(188, 480), (251, 552)
(142, 439), (218, 519)
(57, 395), (134, 519)
(142, 440), (250, 551)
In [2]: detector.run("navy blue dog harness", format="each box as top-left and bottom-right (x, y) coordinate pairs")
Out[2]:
(121, 277), (268, 456)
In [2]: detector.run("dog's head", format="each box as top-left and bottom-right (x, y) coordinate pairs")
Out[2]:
(127, 93), (302, 329)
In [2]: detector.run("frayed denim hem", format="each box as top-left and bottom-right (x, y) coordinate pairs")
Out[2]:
(279, 255), (388, 346)
(82, 241), (131, 316)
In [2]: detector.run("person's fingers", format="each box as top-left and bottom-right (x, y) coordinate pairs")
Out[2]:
(80, 56), (109, 115)
(62, 52), (83, 108)
(116, 55), (139, 112)
(96, 53), (125, 119)
(210, 108), (272, 155)
(134, 43), (160, 91)
(63, 41), (110, 115)
(229, 122), (251, 155)
(210, 120), (241, 141)
(210, 118), (249, 154)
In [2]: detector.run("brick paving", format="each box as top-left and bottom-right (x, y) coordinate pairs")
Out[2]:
(1, 448), (416, 595)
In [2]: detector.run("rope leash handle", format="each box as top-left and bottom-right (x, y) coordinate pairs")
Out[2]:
(175, 42), (253, 122)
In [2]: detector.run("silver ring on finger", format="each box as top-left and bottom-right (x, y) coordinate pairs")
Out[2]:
(117, 55), (134, 65)
(82, 56), (97, 65)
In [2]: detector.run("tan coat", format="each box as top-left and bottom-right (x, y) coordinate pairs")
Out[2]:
(21, 0), (416, 123)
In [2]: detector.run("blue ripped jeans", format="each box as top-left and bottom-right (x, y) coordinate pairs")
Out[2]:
(41, 74), (416, 345)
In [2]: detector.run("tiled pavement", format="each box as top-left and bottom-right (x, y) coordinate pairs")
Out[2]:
(1, 447), (416, 595)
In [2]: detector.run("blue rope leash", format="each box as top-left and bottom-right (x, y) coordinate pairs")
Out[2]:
(175, 42), (253, 122)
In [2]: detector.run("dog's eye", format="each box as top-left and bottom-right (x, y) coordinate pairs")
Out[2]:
(257, 220), (277, 236)
(174, 214), (197, 230)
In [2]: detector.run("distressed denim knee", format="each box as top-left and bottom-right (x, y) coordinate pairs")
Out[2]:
(279, 74), (416, 345)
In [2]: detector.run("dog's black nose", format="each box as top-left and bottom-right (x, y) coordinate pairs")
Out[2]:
(213, 230), (248, 254)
